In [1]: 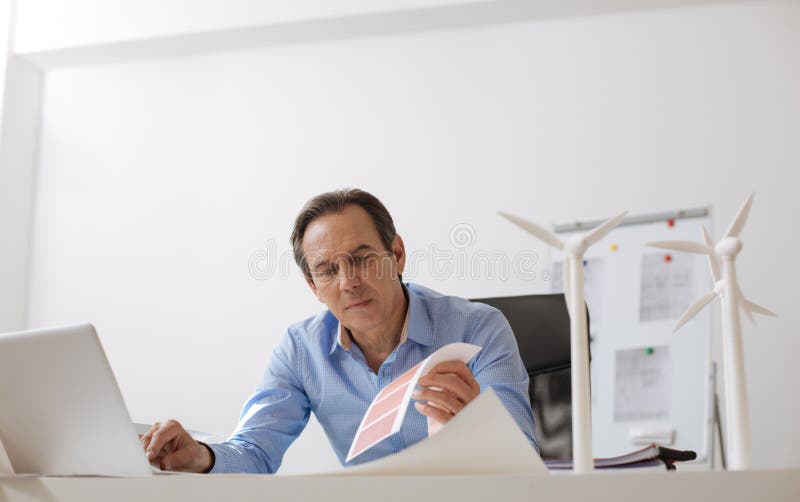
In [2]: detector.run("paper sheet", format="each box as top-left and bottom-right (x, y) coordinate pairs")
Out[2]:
(613, 346), (671, 422)
(333, 389), (547, 476)
(346, 342), (482, 463)
(551, 258), (605, 329)
(639, 253), (695, 322)
(0, 437), (14, 475)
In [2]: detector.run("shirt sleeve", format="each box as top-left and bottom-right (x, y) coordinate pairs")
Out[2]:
(469, 307), (540, 453)
(208, 330), (310, 473)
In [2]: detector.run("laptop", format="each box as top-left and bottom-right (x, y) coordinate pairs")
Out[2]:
(0, 323), (153, 476)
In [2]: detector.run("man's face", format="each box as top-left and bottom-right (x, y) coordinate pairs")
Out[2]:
(302, 205), (406, 334)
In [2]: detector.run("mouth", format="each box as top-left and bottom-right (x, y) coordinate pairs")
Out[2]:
(345, 299), (372, 310)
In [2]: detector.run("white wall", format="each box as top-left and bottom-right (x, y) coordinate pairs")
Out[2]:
(14, 0), (477, 53)
(14, 0), (738, 55)
(14, 0), (739, 68)
(25, 0), (800, 472)
(0, 0), (41, 333)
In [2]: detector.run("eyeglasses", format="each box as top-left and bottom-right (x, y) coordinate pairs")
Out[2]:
(309, 251), (396, 286)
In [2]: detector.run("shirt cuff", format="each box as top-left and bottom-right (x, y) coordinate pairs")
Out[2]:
(197, 441), (216, 473)
(206, 441), (263, 474)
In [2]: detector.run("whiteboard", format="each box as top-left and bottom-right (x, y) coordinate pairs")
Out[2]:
(549, 210), (713, 462)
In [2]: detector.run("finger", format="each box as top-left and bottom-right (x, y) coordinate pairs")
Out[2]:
(427, 360), (472, 376)
(419, 372), (472, 399)
(146, 420), (181, 461)
(417, 373), (474, 404)
(145, 422), (161, 436)
(140, 422), (161, 451)
(412, 387), (465, 415)
(145, 423), (178, 460)
(414, 401), (453, 424)
(425, 361), (480, 394)
(426, 361), (481, 394)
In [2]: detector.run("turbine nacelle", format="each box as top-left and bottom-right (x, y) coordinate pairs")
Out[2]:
(716, 237), (742, 258)
(565, 235), (588, 256)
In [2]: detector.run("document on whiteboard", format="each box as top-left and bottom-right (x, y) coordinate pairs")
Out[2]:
(639, 253), (695, 322)
(345, 342), (482, 463)
(614, 345), (672, 422)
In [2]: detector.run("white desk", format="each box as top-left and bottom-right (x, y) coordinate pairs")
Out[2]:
(1, 470), (798, 502)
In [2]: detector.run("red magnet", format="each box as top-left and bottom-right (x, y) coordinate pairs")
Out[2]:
(667, 219), (675, 227)
(664, 254), (672, 262)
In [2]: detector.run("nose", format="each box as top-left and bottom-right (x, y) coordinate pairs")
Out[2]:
(338, 264), (361, 292)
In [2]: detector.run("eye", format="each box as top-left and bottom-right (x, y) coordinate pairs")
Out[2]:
(314, 267), (335, 280)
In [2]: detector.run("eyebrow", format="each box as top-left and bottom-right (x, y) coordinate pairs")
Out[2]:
(311, 244), (376, 271)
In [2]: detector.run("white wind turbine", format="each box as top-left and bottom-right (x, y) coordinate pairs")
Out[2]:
(499, 210), (628, 473)
(648, 193), (776, 470)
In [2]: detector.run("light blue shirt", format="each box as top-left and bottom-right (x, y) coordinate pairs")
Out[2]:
(209, 283), (538, 473)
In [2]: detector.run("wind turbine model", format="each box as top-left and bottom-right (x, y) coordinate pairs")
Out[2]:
(499, 210), (628, 473)
(647, 193), (776, 470)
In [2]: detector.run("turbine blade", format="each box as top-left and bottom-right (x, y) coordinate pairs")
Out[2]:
(734, 284), (755, 324)
(647, 240), (713, 255)
(583, 211), (628, 247)
(724, 192), (754, 238)
(498, 211), (564, 250)
(701, 226), (721, 282)
(740, 297), (756, 324)
(741, 297), (778, 318)
(673, 291), (717, 332)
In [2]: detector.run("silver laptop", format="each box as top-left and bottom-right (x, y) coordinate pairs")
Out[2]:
(0, 323), (152, 476)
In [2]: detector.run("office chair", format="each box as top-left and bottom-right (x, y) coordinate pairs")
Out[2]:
(471, 294), (590, 460)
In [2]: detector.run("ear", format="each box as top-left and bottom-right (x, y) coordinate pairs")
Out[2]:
(391, 234), (406, 275)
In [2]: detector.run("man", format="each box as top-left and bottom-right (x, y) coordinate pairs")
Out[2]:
(141, 189), (537, 472)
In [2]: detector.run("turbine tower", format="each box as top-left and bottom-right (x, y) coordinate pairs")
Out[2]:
(499, 210), (627, 473)
(648, 193), (776, 470)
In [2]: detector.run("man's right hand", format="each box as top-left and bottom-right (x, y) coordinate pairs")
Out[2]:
(139, 419), (214, 473)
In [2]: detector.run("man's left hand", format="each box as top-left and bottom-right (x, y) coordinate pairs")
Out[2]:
(412, 361), (480, 426)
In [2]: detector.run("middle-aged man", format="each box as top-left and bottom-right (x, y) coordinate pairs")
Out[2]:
(141, 188), (537, 473)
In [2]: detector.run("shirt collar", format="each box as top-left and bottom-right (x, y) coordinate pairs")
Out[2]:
(329, 284), (433, 355)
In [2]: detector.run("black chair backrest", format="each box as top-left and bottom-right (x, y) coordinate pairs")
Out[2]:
(471, 294), (590, 459)
(470, 294), (590, 375)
